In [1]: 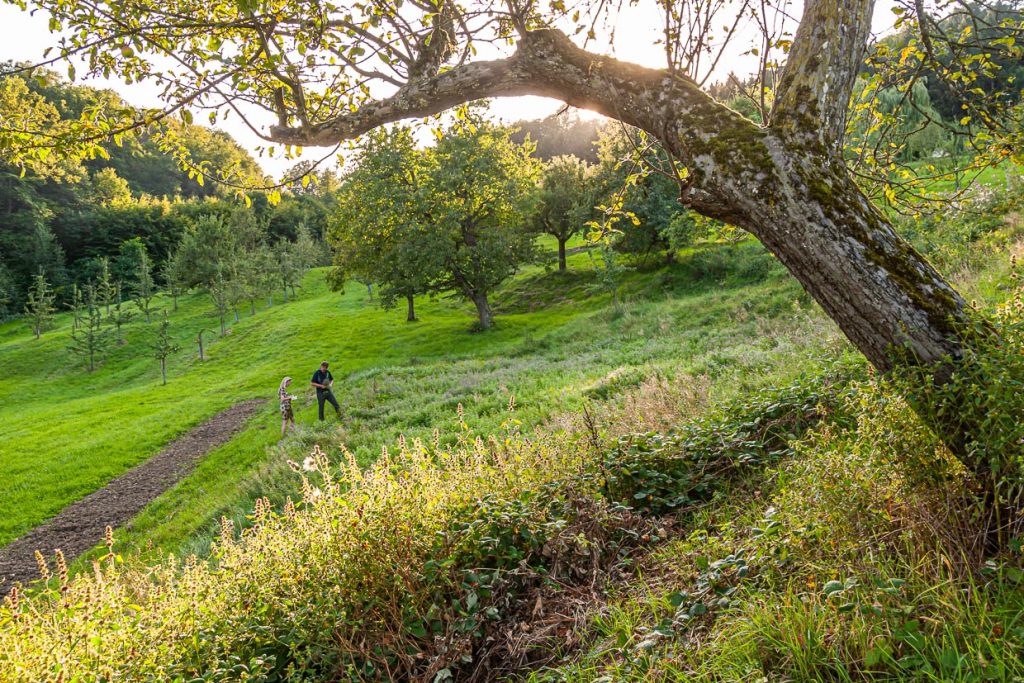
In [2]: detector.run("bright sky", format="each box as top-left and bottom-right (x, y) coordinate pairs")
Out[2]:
(0, 1), (897, 177)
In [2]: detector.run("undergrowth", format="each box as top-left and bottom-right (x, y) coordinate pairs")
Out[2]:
(528, 304), (1024, 683)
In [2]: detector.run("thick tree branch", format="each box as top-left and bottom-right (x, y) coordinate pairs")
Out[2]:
(772, 0), (875, 152)
(269, 28), (750, 198)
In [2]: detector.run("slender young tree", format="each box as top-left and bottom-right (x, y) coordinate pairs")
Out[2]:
(24, 271), (56, 339)
(133, 248), (156, 323)
(150, 311), (180, 385)
(107, 282), (135, 345)
(69, 286), (112, 372)
(161, 253), (186, 312)
(94, 257), (115, 316)
(208, 270), (230, 337)
(68, 283), (85, 331)
(276, 242), (302, 303)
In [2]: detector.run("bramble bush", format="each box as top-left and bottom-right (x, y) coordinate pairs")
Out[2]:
(529, 371), (1024, 682)
(601, 369), (859, 514)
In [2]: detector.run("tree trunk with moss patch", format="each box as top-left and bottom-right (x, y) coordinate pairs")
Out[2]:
(268, 0), (974, 451)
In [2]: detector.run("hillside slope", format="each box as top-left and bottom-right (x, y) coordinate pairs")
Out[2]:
(0, 240), (834, 558)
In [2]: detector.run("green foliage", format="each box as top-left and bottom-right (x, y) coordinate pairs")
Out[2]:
(131, 244), (157, 323)
(150, 311), (180, 385)
(68, 285), (112, 372)
(896, 284), (1024, 517)
(329, 127), (436, 316)
(602, 372), (856, 514)
(592, 127), (706, 264)
(329, 121), (540, 328)
(851, 3), (1024, 209)
(0, 69), (331, 306)
(0, 426), (636, 681)
(23, 271), (56, 339)
(107, 282), (135, 345)
(530, 155), (597, 271)
(527, 368), (1024, 682)
(509, 112), (604, 163)
(587, 243), (630, 313)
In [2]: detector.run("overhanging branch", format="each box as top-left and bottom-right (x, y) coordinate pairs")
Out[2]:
(268, 28), (748, 183)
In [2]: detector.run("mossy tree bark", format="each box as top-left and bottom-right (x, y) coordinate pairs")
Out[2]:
(270, 0), (970, 440)
(470, 292), (494, 330)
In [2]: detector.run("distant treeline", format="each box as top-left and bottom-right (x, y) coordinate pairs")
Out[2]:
(0, 65), (337, 316)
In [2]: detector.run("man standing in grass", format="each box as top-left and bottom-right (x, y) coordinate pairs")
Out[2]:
(311, 361), (341, 421)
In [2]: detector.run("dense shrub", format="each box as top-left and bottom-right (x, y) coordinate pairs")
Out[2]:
(895, 280), (1024, 542)
(601, 371), (858, 514)
(530, 374), (1024, 682)
(0, 425), (648, 681)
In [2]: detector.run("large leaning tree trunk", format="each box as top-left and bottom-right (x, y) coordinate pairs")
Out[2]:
(271, 0), (967, 375)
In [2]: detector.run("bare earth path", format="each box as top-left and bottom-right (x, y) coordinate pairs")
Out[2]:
(0, 399), (265, 593)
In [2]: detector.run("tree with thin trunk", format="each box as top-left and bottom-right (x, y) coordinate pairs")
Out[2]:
(133, 248), (156, 323)
(531, 155), (596, 272)
(107, 282), (135, 345)
(208, 270), (230, 337)
(94, 257), (115, 316)
(69, 286), (112, 372)
(68, 283), (85, 331)
(161, 252), (186, 313)
(150, 311), (180, 385)
(24, 271), (56, 339)
(276, 242), (301, 304)
(13, 0), (1024, 482)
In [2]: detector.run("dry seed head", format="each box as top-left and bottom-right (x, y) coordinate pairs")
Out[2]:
(433, 428), (440, 449)
(4, 585), (18, 615)
(508, 394), (516, 412)
(55, 549), (68, 589)
(220, 516), (234, 545)
(105, 525), (114, 552)
(398, 433), (407, 450)
(35, 550), (50, 582)
(287, 459), (301, 472)
(457, 402), (464, 420)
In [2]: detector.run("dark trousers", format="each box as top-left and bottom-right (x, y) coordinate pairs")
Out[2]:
(317, 389), (340, 420)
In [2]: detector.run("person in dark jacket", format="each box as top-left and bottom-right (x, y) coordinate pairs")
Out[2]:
(311, 361), (341, 421)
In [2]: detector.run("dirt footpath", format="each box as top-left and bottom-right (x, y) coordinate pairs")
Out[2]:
(0, 399), (265, 594)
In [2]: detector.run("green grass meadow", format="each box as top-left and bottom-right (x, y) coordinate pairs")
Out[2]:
(0, 238), (843, 558)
